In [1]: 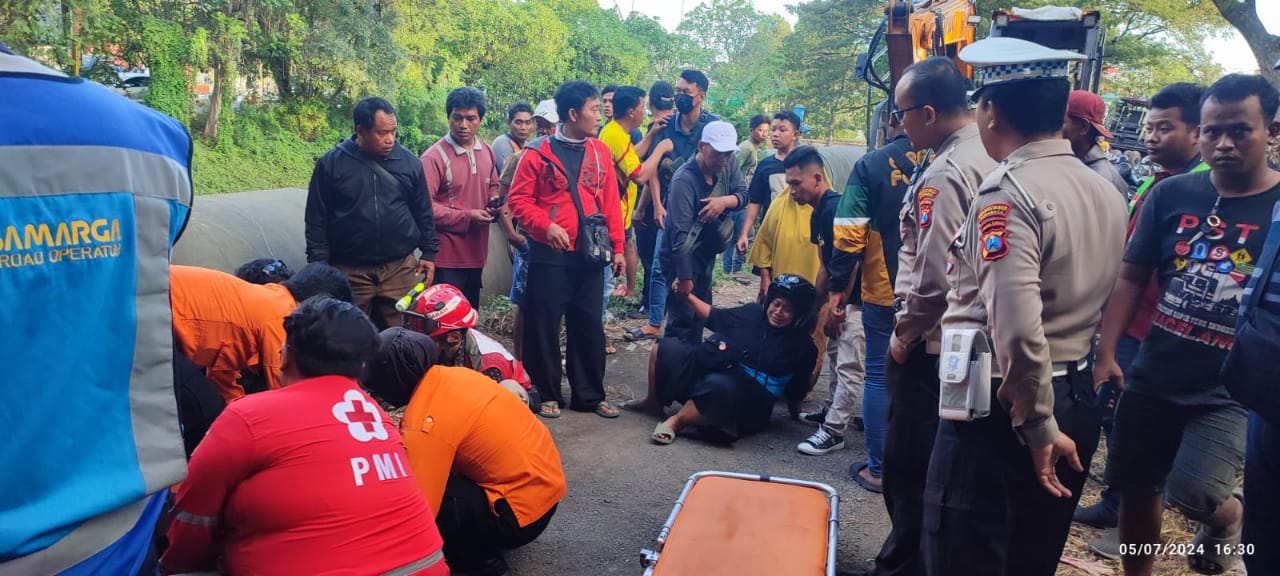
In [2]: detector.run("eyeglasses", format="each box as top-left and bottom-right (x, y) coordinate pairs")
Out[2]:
(890, 103), (928, 124)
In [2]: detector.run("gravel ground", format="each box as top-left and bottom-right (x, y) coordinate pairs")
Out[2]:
(487, 277), (1246, 576)
(494, 278), (890, 575)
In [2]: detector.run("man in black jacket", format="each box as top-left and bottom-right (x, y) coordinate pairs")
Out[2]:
(305, 97), (439, 330)
(660, 120), (748, 344)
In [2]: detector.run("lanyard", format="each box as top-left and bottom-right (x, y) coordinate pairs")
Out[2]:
(1186, 196), (1223, 246)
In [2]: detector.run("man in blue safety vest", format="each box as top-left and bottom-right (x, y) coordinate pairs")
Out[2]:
(0, 43), (193, 575)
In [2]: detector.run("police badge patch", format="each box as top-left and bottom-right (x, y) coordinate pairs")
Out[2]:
(978, 202), (1011, 261)
(917, 187), (939, 229)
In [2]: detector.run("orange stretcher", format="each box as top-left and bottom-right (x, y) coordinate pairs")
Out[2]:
(640, 471), (840, 576)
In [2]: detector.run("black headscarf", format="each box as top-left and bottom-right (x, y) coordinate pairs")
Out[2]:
(363, 327), (437, 407)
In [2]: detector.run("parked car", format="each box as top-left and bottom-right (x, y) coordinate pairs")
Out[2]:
(113, 74), (150, 101)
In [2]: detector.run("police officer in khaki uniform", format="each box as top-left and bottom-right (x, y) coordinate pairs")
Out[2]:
(866, 56), (997, 576)
(924, 38), (1128, 576)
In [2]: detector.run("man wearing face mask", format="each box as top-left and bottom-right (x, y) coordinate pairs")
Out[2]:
(657, 70), (719, 168)
(659, 120), (749, 344)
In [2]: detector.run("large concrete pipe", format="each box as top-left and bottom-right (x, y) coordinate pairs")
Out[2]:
(172, 188), (514, 300)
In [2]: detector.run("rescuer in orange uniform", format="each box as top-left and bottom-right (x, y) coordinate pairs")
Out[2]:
(170, 262), (352, 402)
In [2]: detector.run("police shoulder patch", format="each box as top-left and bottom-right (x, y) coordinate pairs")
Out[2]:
(917, 187), (940, 228)
(977, 202), (1011, 261)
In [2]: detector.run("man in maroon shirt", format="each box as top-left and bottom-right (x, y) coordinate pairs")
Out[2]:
(423, 86), (501, 307)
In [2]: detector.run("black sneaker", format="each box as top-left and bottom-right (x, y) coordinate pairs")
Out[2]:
(798, 406), (828, 426)
(797, 427), (846, 455)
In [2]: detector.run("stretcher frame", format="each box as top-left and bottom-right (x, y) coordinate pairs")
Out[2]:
(640, 470), (840, 576)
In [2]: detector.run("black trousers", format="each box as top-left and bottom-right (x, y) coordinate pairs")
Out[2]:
(661, 254), (713, 345)
(523, 254), (606, 410)
(435, 267), (484, 309)
(922, 367), (1102, 576)
(636, 223), (658, 310)
(174, 349), (226, 459)
(436, 475), (557, 576)
(876, 345), (940, 576)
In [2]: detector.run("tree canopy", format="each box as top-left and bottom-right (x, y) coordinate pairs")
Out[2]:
(3, 0), (1252, 149)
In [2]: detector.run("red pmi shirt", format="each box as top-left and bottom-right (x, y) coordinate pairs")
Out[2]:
(162, 376), (448, 576)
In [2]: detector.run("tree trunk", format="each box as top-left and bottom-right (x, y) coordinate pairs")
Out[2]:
(1212, 0), (1280, 89)
(204, 61), (224, 140)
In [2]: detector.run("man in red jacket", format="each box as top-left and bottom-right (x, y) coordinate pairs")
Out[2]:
(508, 80), (626, 419)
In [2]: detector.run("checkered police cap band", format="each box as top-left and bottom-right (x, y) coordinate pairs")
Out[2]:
(973, 60), (1071, 91)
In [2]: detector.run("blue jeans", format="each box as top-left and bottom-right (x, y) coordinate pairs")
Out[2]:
(508, 243), (530, 306)
(862, 303), (894, 477)
(1245, 413), (1279, 575)
(603, 265), (612, 319)
(721, 208), (746, 274)
(646, 228), (668, 329)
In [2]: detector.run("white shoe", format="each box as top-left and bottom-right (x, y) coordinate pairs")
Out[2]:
(797, 427), (845, 455)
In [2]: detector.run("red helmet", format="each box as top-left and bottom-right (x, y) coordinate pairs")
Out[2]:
(405, 284), (477, 337)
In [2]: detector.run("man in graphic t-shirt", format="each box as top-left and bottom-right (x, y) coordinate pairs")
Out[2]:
(1094, 74), (1280, 576)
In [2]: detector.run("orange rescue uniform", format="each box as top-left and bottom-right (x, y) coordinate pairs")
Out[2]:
(401, 365), (566, 527)
(170, 265), (297, 402)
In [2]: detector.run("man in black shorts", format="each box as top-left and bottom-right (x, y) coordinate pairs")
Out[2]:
(1093, 74), (1280, 576)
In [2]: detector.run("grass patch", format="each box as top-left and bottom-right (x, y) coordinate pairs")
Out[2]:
(190, 103), (339, 195)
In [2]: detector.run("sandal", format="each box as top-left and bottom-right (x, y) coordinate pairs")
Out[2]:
(1187, 521), (1242, 575)
(594, 400), (620, 419)
(849, 460), (884, 494)
(605, 343), (617, 355)
(538, 401), (561, 419)
(652, 422), (676, 445)
(624, 327), (660, 342)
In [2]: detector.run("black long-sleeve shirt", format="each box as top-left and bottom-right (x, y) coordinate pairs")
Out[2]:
(810, 189), (859, 297)
(660, 158), (749, 280)
(305, 138), (438, 265)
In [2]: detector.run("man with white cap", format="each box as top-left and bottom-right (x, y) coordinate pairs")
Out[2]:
(659, 120), (749, 343)
(926, 37), (1127, 575)
(497, 98), (559, 360)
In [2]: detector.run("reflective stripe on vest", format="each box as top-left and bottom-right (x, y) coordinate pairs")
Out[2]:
(380, 549), (446, 576)
(0, 53), (192, 573)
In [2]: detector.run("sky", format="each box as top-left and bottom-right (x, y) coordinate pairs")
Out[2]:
(600, 0), (1280, 74)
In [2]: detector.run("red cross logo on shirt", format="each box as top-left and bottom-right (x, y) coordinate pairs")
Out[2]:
(332, 390), (389, 442)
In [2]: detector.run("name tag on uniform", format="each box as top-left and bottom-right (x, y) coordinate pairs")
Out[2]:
(938, 328), (992, 421)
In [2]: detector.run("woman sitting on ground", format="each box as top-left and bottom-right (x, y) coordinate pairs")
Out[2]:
(627, 274), (819, 445)
(162, 297), (448, 576)
(364, 328), (566, 576)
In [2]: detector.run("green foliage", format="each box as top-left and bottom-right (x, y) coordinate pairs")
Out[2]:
(785, 0), (884, 143)
(189, 27), (211, 70)
(192, 104), (336, 195)
(15, 0), (1242, 193)
(142, 16), (192, 125)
